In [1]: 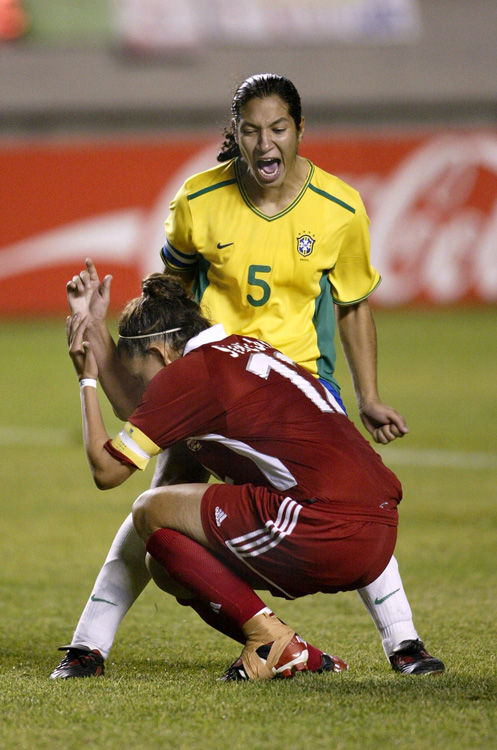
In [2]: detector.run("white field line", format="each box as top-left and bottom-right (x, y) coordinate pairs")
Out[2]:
(377, 446), (497, 471)
(0, 426), (76, 447)
(2, 425), (497, 470)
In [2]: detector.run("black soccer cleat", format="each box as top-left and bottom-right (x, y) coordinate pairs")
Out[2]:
(49, 646), (105, 679)
(315, 652), (348, 674)
(219, 655), (250, 681)
(389, 639), (445, 675)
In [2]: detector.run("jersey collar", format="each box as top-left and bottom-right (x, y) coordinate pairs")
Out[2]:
(235, 157), (314, 221)
(183, 324), (228, 357)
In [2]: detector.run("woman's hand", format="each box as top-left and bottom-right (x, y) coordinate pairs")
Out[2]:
(66, 258), (112, 323)
(359, 400), (409, 444)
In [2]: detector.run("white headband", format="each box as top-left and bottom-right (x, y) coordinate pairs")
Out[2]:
(118, 327), (182, 340)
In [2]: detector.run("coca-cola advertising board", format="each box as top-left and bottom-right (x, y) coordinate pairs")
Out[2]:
(1, 131), (496, 315)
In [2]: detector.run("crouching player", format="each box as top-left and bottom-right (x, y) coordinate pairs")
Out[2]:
(65, 273), (440, 680)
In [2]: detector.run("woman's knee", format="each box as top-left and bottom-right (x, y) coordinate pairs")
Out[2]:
(132, 489), (158, 541)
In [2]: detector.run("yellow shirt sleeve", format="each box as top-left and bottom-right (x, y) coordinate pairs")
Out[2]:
(161, 183), (198, 272)
(329, 197), (381, 304)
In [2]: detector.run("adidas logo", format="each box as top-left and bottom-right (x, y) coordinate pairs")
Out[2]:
(215, 506), (227, 527)
(210, 602), (222, 614)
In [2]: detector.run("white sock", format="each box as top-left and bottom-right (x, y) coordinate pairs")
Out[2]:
(357, 555), (419, 659)
(70, 513), (150, 659)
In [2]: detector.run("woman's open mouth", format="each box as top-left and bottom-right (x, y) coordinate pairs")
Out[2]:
(256, 158), (281, 182)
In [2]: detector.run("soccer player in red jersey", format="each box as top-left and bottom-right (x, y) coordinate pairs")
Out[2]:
(60, 273), (442, 681)
(52, 74), (444, 680)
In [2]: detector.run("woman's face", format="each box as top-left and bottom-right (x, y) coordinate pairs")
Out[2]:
(236, 95), (304, 189)
(119, 349), (164, 389)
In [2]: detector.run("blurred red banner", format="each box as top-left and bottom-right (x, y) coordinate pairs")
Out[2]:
(1, 131), (496, 315)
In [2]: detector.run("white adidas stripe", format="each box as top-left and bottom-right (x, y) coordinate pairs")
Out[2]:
(224, 497), (302, 600)
(226, 497), (302, 558)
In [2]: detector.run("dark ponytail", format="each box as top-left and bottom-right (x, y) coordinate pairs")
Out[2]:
(117, 274), (210, 357)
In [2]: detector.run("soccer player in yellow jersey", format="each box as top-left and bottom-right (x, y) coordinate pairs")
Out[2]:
(162, 156), (378, 392)
(51, 74), (444, 679)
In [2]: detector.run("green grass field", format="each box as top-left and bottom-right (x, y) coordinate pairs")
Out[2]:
(0, 309), (496, 749)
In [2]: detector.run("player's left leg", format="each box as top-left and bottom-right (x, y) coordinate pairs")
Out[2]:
(146, 526), (346, 680)
(357, 556), (445, 675)
(133, 485), (347, 680)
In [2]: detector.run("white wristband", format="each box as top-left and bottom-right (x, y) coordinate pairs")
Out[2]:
(79, 378), (97, 389)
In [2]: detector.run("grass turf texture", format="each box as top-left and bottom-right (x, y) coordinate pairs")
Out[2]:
(0, 309), (496, 749)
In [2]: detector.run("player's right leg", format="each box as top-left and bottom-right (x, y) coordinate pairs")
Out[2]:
(49, 512), (148, 679)
(50, 444), (208, 679)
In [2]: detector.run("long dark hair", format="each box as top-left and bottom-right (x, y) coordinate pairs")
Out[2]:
(117, 274), (210, 358)
(217, 73), (303, 163)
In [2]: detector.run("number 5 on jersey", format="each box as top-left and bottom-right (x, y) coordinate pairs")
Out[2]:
(247, 264), (271, 307)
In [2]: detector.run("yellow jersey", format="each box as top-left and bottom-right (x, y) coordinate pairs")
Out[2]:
(162, 158), (380, 390)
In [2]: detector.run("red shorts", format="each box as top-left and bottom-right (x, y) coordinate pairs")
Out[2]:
(201, 483), (397, 600)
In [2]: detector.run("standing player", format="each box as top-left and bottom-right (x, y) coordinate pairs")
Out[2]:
(66, 273), (406, 681)
(51, 74), (444, 679)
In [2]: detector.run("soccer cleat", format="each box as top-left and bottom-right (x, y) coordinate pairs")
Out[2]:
(315, 652), (348, 674)
(220, 634), (309, 681)
(389, 639), (445, 675)
(219, 656), (250, 681)
(220, 638), (348, 681)
(49, 646), (105, 679)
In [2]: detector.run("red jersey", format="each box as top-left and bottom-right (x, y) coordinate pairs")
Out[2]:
(106, 325), (402, 523)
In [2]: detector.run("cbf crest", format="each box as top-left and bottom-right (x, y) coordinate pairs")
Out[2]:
(296, 234), (315, 258)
